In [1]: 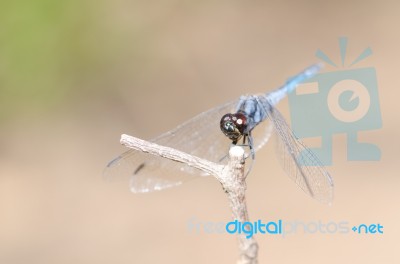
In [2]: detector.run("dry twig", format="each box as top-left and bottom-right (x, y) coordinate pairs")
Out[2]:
(120, 134), (258, 264)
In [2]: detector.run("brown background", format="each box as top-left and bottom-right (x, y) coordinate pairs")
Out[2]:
(1, 1), (399, 263)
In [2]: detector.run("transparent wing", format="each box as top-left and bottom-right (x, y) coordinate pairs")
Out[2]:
(104, 99), (274, 193)
(265, 101), (334, 204)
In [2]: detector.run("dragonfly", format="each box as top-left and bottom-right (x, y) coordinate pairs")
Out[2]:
(104, 64), (334, 204)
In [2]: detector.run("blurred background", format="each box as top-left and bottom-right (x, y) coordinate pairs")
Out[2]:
(0, 0), (399, 263)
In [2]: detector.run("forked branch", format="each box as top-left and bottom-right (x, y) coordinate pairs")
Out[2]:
(120, 134), (258, 264)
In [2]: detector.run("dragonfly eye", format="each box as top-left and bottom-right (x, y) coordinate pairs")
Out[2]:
(220, 113), (247, 142)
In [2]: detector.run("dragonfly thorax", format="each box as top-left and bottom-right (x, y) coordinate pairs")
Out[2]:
(220, 112), (248, 143)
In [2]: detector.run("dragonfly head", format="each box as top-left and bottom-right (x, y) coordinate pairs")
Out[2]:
(220, 113), (247, 143)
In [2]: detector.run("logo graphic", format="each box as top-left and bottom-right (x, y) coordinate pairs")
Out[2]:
(288, 37), (382, 165)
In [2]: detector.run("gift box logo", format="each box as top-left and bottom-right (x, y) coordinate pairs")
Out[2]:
(288, 37), (382, 165)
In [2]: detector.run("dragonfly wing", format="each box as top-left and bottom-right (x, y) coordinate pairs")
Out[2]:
(104, 100), (239, 193)
(265, 102), (334, 204)
(151, 100), (238, 162)
(104, 150), (201, 193)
